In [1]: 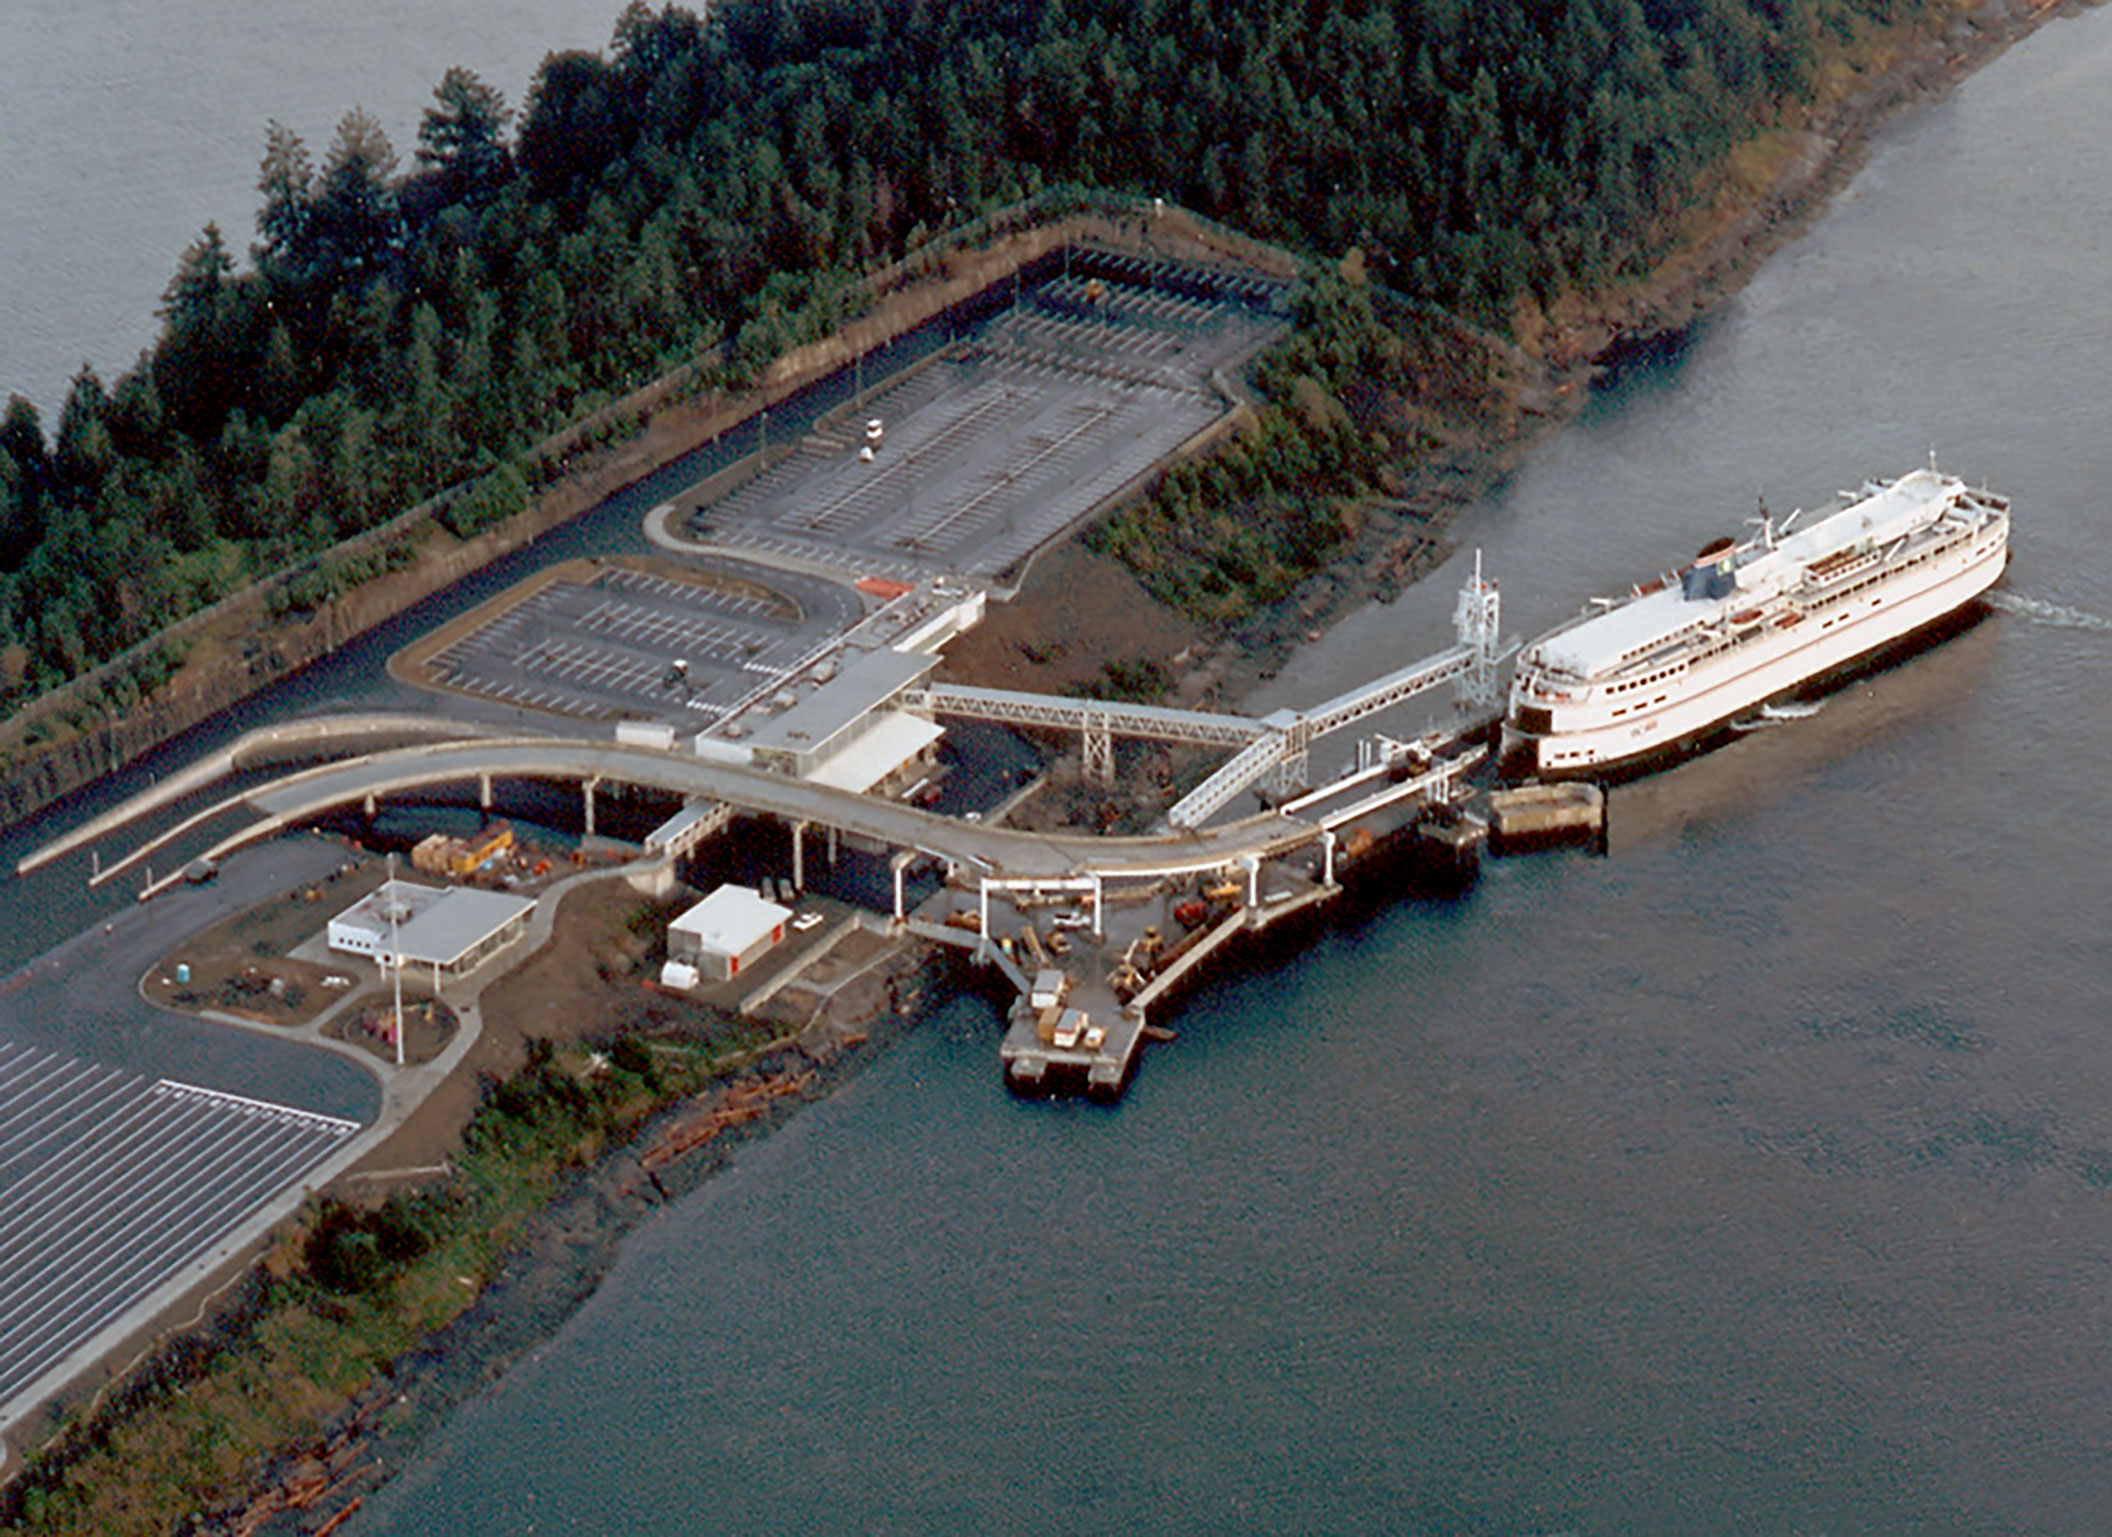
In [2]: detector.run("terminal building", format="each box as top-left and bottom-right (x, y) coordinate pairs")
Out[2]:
(327, 880), (537, 981)
(740, 648), (944, 791)
(685, 579), (980, 794)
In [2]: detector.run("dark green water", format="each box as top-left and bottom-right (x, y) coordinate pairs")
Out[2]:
(344, 13), (2112, 1535)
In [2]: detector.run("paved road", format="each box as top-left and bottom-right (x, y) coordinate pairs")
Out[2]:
(0, 835), (381, 1466)
(676, 267), (1285, 583)
(414, 557), (869, 729)
(188, 739), (1327, 886)
(0, 1046), (358, 1433)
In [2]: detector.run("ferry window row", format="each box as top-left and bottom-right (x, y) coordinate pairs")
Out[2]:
(1607, 665), (1680, 695)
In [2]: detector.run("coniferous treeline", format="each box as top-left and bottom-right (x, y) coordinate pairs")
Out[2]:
(0, 0), (1943, 708)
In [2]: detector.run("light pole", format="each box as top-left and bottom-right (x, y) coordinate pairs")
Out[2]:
(387, 853), (405, 1068)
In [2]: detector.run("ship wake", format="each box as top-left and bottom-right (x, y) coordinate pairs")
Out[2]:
(1985, 591), (2112, 632)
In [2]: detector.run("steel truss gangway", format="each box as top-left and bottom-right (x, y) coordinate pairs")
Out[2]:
(1278, 740), (1490, 832)
(1163, 554), (1504, 829)
(643, 796), (734, 859)
(906, 555), (1505, 823)
(904, 682), (1268, 783)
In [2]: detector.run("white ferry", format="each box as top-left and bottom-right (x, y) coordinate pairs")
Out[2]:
(1502, 463), (2011, 780)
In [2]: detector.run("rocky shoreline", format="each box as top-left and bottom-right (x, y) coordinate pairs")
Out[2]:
(184, 940), (946, 1537)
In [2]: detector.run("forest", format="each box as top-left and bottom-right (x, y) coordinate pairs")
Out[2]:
(0, 0), (1954, 710)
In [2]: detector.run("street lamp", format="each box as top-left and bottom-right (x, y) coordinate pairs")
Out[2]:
(387, 852), (404, 1068)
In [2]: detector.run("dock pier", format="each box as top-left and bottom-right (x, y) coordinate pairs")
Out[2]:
(900, 738), (1489, 1102)
(993, 878), (1324, 1099)
(1486, 782), (1605, 851)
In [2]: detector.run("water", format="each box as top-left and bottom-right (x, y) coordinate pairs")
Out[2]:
(0, 0), (618, 416)
(330, 11), (2112, 1534)
(0, 3), (2105, 1527)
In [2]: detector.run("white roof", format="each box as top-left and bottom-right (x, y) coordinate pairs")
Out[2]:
(670, 884), (793, 954)
(743, 649), (936, 757)
(396, 888), (537, 965)
(804, 709), (945, 793)
(337, 880), (536, 967)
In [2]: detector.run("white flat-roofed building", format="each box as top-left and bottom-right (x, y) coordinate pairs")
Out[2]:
(744, 647), (938, 784)
(328, 879), (537, 980)
(669, 884), (792, 981)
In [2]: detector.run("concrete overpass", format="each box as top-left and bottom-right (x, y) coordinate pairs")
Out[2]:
(74, 736), (1339, 903)
(23, 556), (1507, 901)
(16, 713), (515, 879)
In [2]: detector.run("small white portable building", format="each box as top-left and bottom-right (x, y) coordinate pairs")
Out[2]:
(668, 884), (792, 981)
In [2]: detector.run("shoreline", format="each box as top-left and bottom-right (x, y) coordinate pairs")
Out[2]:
(223, 949), (947, 1533)
(1, 1), (2089, 1524)
(1194, 0), (2084, 706)
(303, 3), (2091, 1511)
(0, 196), (1289, 835)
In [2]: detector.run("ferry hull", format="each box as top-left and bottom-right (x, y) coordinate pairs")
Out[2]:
(1502, 521), (2008, 782)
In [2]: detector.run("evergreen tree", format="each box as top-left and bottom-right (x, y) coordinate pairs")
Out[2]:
(53, 367), (114, 506)
(0, 0), (1957, 704)
(310, 109), (405, 287)
(417, 67), (513, 204)
(254, 121), (315, 278)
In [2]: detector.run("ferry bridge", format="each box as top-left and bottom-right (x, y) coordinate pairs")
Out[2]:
(34, 725), (1472, 907)
(905, 552), (1505, 824)
(24, 559), (1504, 905)
(24, 697), (1490, 1111)
(4, 559), (1512, 1198)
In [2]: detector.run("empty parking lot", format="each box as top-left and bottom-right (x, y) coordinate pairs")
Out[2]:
(406, 560), (858, 726)
(406, 254), (1285, 730)
(687, 254), (1287, 580)
(0, 1041), (359, 1423)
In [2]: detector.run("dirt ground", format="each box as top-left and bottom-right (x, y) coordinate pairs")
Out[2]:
(338, 881), (704, 1177)
(55, 6), (2084, 1516)
(937, 540), (1220, 700)
(329, 879), (924, 1182)
(146, 860), (381, 1029)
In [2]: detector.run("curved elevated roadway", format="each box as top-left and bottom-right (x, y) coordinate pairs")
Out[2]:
(121, 737), (1331, 893)
(16, 714), (517, 878)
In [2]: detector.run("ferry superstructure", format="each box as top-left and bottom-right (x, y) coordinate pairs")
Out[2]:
(1502, 464), (2011, 780)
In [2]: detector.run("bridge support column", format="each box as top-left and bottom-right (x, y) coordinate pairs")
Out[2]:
(1241, 853), (1260, 909)
(363, 792), (376, 819)
(1271, 721), (1312, 797)
(1082, 714), (1113, 787)
(828, 824), (838, 866)
(479, 772), (492, 810)
(978, 877), (991, 964)
(583, 776), (602, 839)
(1091, 874), (1104, 939)
(791, 821), (806, 892)
(891, 850), (914, 922)
(1322, 828), (1337, 889)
